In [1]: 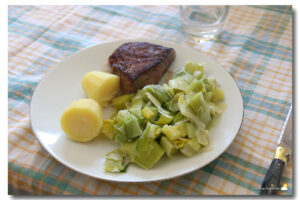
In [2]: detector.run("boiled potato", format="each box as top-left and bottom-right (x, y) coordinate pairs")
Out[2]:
(81, 71), (120, 104)
(60, 98), (103, 142)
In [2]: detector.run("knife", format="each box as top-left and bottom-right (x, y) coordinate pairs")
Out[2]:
(260, 105), (292, 195)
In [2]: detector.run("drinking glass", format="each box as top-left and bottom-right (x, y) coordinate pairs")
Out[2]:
(179, 5), (229, 42)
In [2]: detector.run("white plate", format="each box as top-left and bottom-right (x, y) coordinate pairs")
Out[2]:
(30, 39), (243, 182)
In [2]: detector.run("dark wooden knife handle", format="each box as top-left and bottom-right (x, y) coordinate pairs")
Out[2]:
(260, 158), (285, 195)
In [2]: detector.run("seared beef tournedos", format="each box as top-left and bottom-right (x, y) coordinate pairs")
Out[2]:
(108, 42), (176, 93)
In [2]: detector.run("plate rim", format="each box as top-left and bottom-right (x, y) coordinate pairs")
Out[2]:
(29, 38), (244, 183)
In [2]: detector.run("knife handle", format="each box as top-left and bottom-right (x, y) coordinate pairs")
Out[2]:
(260, 158), (285, 195)
(260, 146), (290, 195)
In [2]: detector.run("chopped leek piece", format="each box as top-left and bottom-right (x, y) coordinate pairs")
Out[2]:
(128, 95), (144, 120)
(194, 129), (209, 146)
(113, 125), (128, 144)
(105, 149), (130, 173)
(136, 136), (150, 152)
(193, 70), (202, 79)
(141, 107), (155, 120)
(145, 92), (171, 116)
(205, 91), (214, 102)
(155, 113), (173, 125)
(178, 95), (205, 129)
(162, 125), (181, 141)
(188, 79), (205, 93)
(101, 119), (114, 139)
(121, 140), (165, 169)
(173, 112), (184, 124)
(115, 110), (132, 127)
(187, 122), (196, 139)
(160, 136), (177, 158)
(212, 87), (225, 102)
(169, 78), (189, 92)
(185, 62), (204, 77)
(124, 115), (142, 139)
(175, 121), (188, 137)
(187, 92), (211, 126)
(174, 70), (195, 84)
(147, 123), (162, 139)
(112, 94), (133, 110)
(173, 137), (189, 149)
(141, 85), (171, 103)
(180, 139), (202, 157)
(162, 83), (174, 98)
(207, 77), (217, 92)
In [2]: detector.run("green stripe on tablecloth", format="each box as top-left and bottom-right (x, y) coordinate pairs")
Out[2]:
(201, 152), (292, 194)
(8, 9), (292, 62)
(252, 11), (291, 42)
(250, 5), (292, 15)
(10, 151), (292, 195)
(154, 151), (292, 195)
(8, 161), (87, 195)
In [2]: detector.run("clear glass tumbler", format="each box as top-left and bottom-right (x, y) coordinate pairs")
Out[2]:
(180, 5), (229, 42)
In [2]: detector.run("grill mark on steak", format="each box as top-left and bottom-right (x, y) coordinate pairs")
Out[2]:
(108, 42), (175, 93)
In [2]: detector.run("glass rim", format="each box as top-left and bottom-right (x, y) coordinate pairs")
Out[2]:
(179, 5), (230, 27)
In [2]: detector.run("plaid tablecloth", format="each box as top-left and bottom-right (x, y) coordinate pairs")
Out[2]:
(8, 5), (293, 195)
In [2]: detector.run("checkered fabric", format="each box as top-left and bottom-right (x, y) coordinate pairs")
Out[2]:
(8, 5), (293, 195)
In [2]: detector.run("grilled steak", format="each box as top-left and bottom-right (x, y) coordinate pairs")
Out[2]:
(108, 42), (176, 93)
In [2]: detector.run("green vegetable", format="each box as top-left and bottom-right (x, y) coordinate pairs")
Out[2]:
(168, 78), (189, 92)
(173, 112), (184, 124)
(180, 139), (202, 157)
(144, 92), (172, 116)
(105, 149), (130, 173)
(160, 136), (177, 157)
(124, 115), (142, 139)
(101, 119), (114, 139)
(194, 129), (209, 146)
(121, 140), (165, 169)
(174, 70), (195, 84)
(212, 87), (225, 102)
(128, 93), (144, 120)
(106, 61), (225, 172)
(141, 107), (155, 120)
(136, 136), (150, 152)
(188, 79), (205, 93)
(178, 95), (205, 129)
(185, 62), (204, 77)
(162, 125), (181, 141)
(173, 137), (189, 149)
(155, 113), (173, 125)
(112, 94), (133, 110)
(141, 85), (171, 103)
(114, 125), (128, 144)
(174, 121), (188, 137)
(114, 110), (142, 143)
(187, 122), (196, 139)
(187, 92), (211, 126)
(136, 122), (162, 152)
(162, 83), (174, 98)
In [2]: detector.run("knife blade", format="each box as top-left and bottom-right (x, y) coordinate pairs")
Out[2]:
(260, 105), (292, 195)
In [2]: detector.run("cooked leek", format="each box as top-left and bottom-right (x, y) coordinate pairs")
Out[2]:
(212, 87), (225, 102)
(105, 61), (225, 172)
(160, 136), (177, 157)
(112, 94), (133, 110)
(141, 107), (155, 120)
(121, 140), (165, 169)
(185, 62), (204, 77)
(105, 149), (130, 173)
(162, 125), (181, 141)
(101, 119), (114, 139)
(155, 113), (173, 125)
